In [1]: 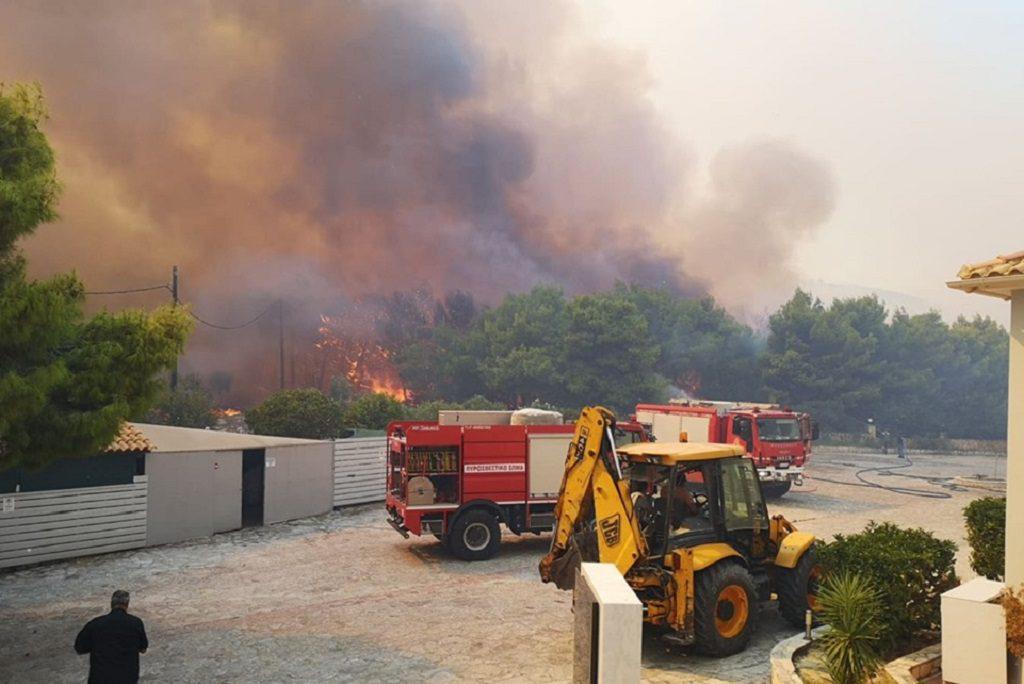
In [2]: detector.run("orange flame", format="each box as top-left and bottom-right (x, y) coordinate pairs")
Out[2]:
(314, 314), (407, 402)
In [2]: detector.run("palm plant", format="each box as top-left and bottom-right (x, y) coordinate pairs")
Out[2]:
(817, 572), (884, 684)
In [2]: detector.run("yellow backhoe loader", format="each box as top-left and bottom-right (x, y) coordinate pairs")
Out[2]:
(539, 406), (819, 656)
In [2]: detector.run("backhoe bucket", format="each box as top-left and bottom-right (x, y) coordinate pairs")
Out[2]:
(539, 537), (583, 590)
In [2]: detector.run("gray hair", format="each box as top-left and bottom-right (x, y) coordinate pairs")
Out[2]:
(111, 590), (130, 610)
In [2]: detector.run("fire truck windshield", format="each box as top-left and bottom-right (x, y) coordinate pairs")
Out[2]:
(756, 418), (801, 442)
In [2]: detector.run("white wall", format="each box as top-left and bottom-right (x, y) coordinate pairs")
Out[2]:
(333, 438), (387, 507)
(0, 482), (148, 568)
(1008, 290), (1023, 585)
(146, 450), (242, 545)
(264, 442), (334, 524)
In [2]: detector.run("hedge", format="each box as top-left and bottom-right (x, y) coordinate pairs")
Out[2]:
(963, 497), (1006, 580)
(817, 522), (958, 652)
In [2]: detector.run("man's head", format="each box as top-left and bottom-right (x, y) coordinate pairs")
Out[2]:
(111, 590), (130, 611)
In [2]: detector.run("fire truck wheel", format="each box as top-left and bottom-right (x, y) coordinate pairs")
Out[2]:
(694, 562), (758, 657)
(448, 509), (501, 561)
(777, 545), (821, 628)
(761, 480), (792, 499)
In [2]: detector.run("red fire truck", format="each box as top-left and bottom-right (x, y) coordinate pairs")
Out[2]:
(385, 410), (649, 560)
(635, 400), (818, 498)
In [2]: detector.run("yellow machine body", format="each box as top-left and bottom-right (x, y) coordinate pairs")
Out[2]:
(539, 406), (819, 652)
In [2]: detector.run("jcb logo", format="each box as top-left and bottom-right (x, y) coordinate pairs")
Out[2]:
(571, 426), (590, 462)
(599, 514), (621, 547)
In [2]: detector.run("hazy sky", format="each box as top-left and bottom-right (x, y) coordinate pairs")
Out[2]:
(585, 0), (1022, 323)
(6, 1), (1019, 327)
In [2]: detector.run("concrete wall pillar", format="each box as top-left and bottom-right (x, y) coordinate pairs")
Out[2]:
(573, 562), (642, 684)
(1008, 290), (1024, 587)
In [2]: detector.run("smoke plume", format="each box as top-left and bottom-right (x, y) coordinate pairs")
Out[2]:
(0, 1), (835, 402)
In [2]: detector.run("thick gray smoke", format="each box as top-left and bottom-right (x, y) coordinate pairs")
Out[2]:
(0, 1), (835, 401)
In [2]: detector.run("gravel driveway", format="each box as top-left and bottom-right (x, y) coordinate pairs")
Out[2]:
(0, 447), (1003, 683)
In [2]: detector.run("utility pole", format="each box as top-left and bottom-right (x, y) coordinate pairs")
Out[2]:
(278, 299), (285, 390)
(171, 265), (179, 389)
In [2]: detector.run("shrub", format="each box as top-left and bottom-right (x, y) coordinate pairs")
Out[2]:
(963, 497), (1006, 580)
(1005, 585), (1024, 659)
(246, 388), (345, 439)
(817, 572), (883, 684)
(343, 392), (408, 429)
(817, 522), (958, 651)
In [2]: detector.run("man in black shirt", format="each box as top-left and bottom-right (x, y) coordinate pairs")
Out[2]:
(74, 590), (149, 684)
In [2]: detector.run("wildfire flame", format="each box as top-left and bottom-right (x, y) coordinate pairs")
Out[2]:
(315, 315), (407, 402)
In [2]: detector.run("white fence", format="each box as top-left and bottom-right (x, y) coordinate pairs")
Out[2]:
(333, 437), (387, 507)
(0, 480), (148, 569)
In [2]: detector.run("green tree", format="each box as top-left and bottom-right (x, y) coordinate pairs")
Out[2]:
(876, 310), (952, 436)
(245, 388), (345, 439)
(0, 84), (191, 470)
(561, 290), (664, 411)
(762, 289), (1008, 438)
(940, 316), (1007, 439)
(343, 392), (408, 429)
(145, 375), (215, 428)
(381, 290), (483, 403)
(377, 290), (432, 350)
(0, 83), (59, 253)
(762, 290), (888, 431)
(619, 284), (762, 399)
(476, 285), (569, 404)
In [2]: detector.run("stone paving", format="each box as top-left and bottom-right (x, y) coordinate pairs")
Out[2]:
(0, 447), (1002, 683)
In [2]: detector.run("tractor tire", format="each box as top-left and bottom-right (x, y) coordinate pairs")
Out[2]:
(761, 480), (792, 499)
(776, 545), (821, 628)
(694, 562), (758, 657)
(448, 509), (501, 561)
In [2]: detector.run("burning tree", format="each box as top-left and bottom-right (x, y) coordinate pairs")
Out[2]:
(314, 314), (407, 401)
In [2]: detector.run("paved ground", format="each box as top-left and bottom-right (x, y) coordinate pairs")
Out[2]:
(0, 447), (1005, 683)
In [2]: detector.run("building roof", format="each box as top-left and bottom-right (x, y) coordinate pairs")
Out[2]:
(948, 250), (1024, 299)
(105, 423), (155, 453)
(127, 423), (328, 453)
(617, 441), (745, 464)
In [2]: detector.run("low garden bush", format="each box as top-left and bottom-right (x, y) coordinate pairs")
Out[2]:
(817, 521), (957, 653)
(1006, 585), (1024, 659)
(817, 572), (884, 684)
(963, 497), (1006, 580)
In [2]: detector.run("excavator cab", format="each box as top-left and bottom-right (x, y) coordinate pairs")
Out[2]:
(540, 407), (819, 657)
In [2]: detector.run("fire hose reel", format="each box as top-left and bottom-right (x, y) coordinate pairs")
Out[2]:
(407, 476), (436, 505)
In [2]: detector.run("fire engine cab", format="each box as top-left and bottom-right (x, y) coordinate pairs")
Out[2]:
(385, 409), (649, 560)
(635, 400), (818, 498)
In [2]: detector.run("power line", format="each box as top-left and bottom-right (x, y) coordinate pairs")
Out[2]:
(85, 267), (286, 390)
(84, 273), (277, 330)
(85, 284), (170, 295)
(188, 302), (277, 330)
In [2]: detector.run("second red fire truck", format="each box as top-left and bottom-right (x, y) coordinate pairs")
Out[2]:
(635, 400), (818, 498)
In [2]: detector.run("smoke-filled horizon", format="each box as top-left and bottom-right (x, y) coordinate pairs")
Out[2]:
(1, 1), (835, 402)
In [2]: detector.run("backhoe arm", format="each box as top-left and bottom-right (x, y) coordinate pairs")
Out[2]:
(538, 406), (647, 589)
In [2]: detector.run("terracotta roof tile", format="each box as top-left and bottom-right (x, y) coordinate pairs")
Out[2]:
(957, 251), (1024, 280)
(105, 423), (155, 453)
